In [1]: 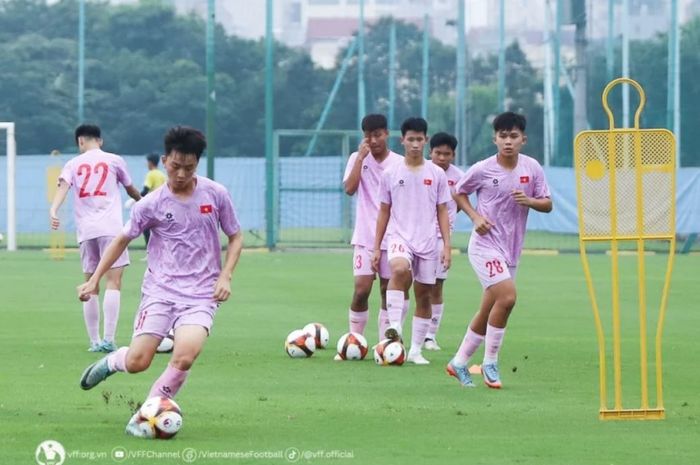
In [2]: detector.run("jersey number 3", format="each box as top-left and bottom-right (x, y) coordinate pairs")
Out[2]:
(77, 162), (109, 198)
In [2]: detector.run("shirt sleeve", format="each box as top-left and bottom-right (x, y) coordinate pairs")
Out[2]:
(378, 170), (391, 205)
(115, 157), (133, 187)
(58, 160), (73, 186)
(532, 162), (551, 199)
(218, 189), (241, 237)
(455, 162), (482, 196)
(342, 152), (359, 183)
(436, 170), (451, 205)
(122, 200), (150, 239)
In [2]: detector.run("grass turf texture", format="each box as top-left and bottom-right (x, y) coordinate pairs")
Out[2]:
(0, 250), (698, 464)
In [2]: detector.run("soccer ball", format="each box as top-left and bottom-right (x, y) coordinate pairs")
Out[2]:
(156, 330), (175, 353)
(336, 332), (368, 360)
(133, 396), (183, 439)
(373, 338), (406, 366)
(285, 329), (316, 358)
(303, 322), (329, 349)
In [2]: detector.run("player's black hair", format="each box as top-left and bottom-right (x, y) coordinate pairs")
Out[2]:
(74, 124), (101, 144)
(146, 152), (160, 167)
(163, 126), (206, 160)
(430, 132), (458, 151)
(400, 117), (428, 136)
(492, 111), (527, 132)
(361, 114), (388, 132)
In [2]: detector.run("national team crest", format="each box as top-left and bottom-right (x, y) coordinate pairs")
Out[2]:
(423, 179), (432, 186)
(200, 204), (213, 214)
(520, 176), (530, 184)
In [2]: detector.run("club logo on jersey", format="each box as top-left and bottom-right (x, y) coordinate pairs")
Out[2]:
(492, 179), (499, 185)
(448, 180), (455, 186)
(165, 212), (174, 223)
(398, 179), (405, 186)
(363, 165), (369, 170)
(520, 176), (530, 184)
(200, 204), (213, 214)
(423, 179), (432, 186)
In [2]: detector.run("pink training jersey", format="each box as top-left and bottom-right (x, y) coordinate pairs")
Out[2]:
(123, 176), (241, 304)
(343, 150), (402, 249)
(379, 160), (451, 258)
(59, 149), (133, 243)
(433, 162), (465, 238)
(456, 153), (551, 266)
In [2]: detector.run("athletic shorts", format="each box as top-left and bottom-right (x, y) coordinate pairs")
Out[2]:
(468, 246), (517, 289)
(132, 295), (219, 339)
(387, 237), (437, 285)
(79, 236), (129, 274)
(353, 245), (391, 280)
(435, 239), (449, 280)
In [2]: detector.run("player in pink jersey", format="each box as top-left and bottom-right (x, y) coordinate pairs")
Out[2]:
(372, 117), (452, 365)
(424, 132), (464, 352)
(446, 112), (552, 388)
(76, 126), (243, 437)
(341, 114), (403, 352)
(49, 124), (141, 353)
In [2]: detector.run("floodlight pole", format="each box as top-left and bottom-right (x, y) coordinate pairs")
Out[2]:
(455, 0), (466, 166)
(78, 0), (85, 123)
(622, 0), (630, 128)
(206, 0), (216, 179)
(388, 20), (396, 131)
(553, 0), (561, 165)
(357, 0), (366, 127)
(265, 0), (276, 249)
(498, 0), (506, 112)
(421, 14), (430, 120)
(606, 0), (614, 83)
(667, 0), (681, 166)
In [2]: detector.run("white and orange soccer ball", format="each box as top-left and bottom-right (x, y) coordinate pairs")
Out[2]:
(285, 329), (316, 358)
(132, 396), (183, 439)
(303, 322), (330, 349)
(373, 338), (406, 366)
(336, 332), (368, 360)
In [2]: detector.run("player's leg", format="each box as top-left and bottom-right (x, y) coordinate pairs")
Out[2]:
(99, 236), (130, 352)
(425, 278), (445, 350)
(481, 276), (517, 389)
(385, 257), (412, 341)
(348, 246), (375, 336)
(147, 324), (207, 400)
(377, 276), (390, 342)
(406, 256), (435, 365)
(80, 239), (102, 351)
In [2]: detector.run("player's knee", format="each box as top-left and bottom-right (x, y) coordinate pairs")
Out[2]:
(392, 267), (411, 283)
(170, 353), (196, 371)
(125, 351), (153, 373)
(499, 293), (517, 310)
(353, 284), (372, 303)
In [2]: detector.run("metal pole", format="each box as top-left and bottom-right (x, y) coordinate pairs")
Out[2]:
(544, 0), (553, 167)
(78, 0), (85, 123)
(388, 20), (396, 131)
(622, 0), (630, 128)
(553, 0), (561, 164)
(206, 0), (216, 179)
(498, 0), (506, 112)
(671, 0), (681, 165)
(421, 14), (429, 120)
(357, 0), (366, 127)
(573, 0), (587, 135)
(265, 0), (276, 249)
(2, 123), (16, 251)
(666, 0), (678, 134)
(455, 0), (466, 166)
(607, 0), (614, 83)
(304, 39), (358, 157)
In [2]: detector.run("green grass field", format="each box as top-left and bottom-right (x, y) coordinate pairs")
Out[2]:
(1, 250), (699, 465)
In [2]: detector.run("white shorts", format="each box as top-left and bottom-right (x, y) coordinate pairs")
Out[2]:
(353, 246), (391, 280)
(435, 239), (449, 280)
(387, 237), (437, 285)
(79, 236), (130, 274)
(468, 246), (516, 289)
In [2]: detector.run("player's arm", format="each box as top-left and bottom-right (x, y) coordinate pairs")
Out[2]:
(77, 234), (132, 301)
(213, 229), (244, 302)
(437, 203), (451, 269)
(371, 202), (391, 271)
(511, 191), (552, 213)
(125, 184), (142, 201)
(455, 193), (493, 236)
(49, 179), (70, 230)
(343, 141), (370, 195)
(140, 186), (150, 196)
